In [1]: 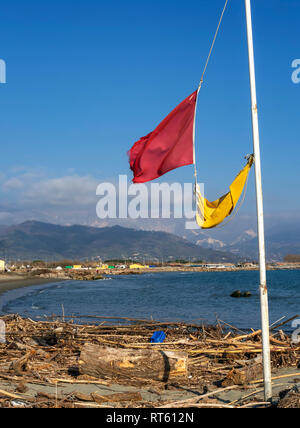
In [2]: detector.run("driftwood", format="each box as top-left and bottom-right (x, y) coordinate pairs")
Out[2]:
(222, 358), (263, 386)
(92, 392), (143, 404)
(79, 344), (188, 382)
(277, 387), (300, 408)
(9, 351), (35, 376)
(74, 391), (142, 404)
(0, 314), (299, 408)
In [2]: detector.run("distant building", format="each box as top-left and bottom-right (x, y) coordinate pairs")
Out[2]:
(197, 264), (227, 269)
(242, 262), (258, 268)
(73, 265), (82, 270)
(115, 265), (126, 269)
(130, 264), (149, 269)
(97, 264), (109, 270)
(0, 260), (5, 271)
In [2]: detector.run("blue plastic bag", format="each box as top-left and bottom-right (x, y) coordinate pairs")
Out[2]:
(150, 331), (166, 343)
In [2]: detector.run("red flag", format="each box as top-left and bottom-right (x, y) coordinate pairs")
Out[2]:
(129, 90), (198, 183)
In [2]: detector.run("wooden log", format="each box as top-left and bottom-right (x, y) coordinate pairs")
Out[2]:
(74, 391), (143, 404)
(222, 359), (262, 386)
(9, 351), (34, 376)
(0, 389), (26, 400)
(79, 344), (188, 382)
(91, 392), (143, 404)
(74, 392), (93, 402)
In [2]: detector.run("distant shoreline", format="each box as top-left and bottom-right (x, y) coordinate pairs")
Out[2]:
(0, 275), (66, 299)
(106, 265), (300, 276)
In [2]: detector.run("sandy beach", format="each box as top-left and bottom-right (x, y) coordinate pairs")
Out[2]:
(0, 274), (65, 299)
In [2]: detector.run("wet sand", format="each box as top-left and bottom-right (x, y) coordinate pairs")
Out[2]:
(0, 275), (65, 298)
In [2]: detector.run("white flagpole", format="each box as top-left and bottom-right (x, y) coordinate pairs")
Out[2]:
(245, 0), (272, 401)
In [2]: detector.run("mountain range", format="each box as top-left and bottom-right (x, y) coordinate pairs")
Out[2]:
(0, 221), (242, 263)
(89, 217), (300, 262)
(183, 224), (300, 262)
(0, 219), (297, 262)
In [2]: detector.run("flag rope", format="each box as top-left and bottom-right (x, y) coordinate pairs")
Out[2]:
(198, 0), (230, 91)
(193, 0), (230, 185)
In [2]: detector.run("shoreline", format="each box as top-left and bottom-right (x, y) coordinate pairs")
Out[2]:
(0, 266), (299, 298)
(0, 275), (67, 299)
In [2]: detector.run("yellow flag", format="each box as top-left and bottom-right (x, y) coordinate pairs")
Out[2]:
(196, 156), (254, 230)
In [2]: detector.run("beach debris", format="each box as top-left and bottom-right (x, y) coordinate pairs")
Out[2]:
(78, 344), (188, 382)
(9, 350), (35, 376)
(91, 392), (143, 404)
(277, 385), (300, 408)
(150, 331), (166, 344)
(16, 382), (28, 393)
(10, 399), (29, 408)
(74, 392), (93, 402)
(0, 314), (299, 408)
(222, 357), (263, 386)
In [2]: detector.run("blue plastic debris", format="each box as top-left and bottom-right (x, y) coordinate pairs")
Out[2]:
(150, 331), (166, 343)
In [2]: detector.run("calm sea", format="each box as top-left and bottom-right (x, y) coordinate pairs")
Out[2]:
(1, 270), (300, 331)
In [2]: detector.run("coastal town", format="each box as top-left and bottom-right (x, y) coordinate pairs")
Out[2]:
(0, 258), (299, 282)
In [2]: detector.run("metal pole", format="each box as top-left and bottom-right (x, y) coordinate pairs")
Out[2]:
(245, 0), (272, 401)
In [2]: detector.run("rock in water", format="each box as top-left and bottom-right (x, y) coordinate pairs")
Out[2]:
(231, 290), (242, 298)
(243, 292), (252, 298)
(230, 291), (252, 298)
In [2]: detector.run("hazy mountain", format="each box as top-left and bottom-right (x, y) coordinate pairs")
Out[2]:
(0, 221), (241, 263)
(230, 229), (257, 246)
(0, 218), (297, 262)
(195, 237), (227, 250)
(170, 222), (300, 262)
(228, 223), (300, 261)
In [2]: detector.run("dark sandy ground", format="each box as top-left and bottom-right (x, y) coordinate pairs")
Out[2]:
(0, 274), (64, 297)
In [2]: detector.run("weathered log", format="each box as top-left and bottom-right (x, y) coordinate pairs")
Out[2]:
(74, 392), (92, 402)
(79, 344), (188, 382)
(9, 351), (34, 376)
(91, 392), (143, 404)
(74, 391), (142, 403)
(222, 358), (262, 386)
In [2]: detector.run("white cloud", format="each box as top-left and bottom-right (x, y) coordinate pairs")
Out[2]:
(0, 169), (102, 225)
(24, 175), (99, 207)
(3, 178), (24, 191)
(0, 212), (15, 222)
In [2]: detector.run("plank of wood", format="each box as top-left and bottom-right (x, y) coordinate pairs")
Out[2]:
(91, 392), (143, 404)
(79, 344), (188, 382)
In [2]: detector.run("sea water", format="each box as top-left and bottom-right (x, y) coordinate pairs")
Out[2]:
(0, 270), (299, 331)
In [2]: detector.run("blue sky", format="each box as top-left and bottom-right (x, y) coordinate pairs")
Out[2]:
(0, 0), (299, 232)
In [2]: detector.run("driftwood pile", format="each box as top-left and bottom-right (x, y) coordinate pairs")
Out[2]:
(0, 314), (299, 408)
